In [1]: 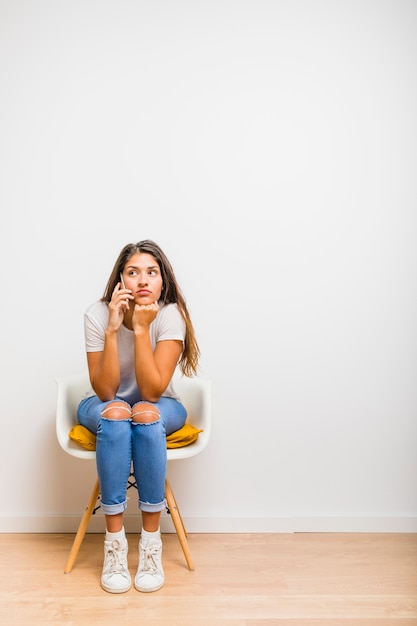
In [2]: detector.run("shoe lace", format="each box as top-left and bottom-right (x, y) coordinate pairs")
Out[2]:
(141, 543), (161, 575)
(104, 540), (127, 575)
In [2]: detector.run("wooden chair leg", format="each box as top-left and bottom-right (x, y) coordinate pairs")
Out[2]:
(167, 480), (187, 537)
(165, 478), (194, 571)
(64, 478), (100, 574)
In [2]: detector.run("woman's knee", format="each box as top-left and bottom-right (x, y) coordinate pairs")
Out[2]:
(131, 402), (160, 423)
(101, 401), (132, 420)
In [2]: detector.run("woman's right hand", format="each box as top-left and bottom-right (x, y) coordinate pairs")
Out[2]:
(107, 281), (132, 331)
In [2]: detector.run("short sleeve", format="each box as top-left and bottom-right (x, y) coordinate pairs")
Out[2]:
(152, 303), (186, 344)
(84, 301), (108, 352)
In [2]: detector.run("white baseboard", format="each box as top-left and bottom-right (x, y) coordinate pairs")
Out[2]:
(1, 514), (416, 533)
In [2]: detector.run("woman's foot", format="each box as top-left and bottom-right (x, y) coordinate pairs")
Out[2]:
(101, 530), (131, 594)
(135, 536), (164, 592)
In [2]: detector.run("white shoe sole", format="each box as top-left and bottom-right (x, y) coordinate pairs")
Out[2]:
(101, 580), (132, 594)
(134, 579), (164, 593)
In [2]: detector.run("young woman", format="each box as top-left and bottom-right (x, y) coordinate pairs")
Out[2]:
(77, 240), (199, 594)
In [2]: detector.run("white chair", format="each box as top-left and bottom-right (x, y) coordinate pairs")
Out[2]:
(56, 373), (211, 573)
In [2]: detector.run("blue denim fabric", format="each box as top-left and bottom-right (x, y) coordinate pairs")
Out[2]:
(77, 395), (187, 515)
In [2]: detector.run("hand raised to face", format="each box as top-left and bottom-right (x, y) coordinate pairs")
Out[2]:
(131, 301), (160, 332)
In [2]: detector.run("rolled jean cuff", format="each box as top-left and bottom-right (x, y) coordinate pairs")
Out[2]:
(139, 499), (166, 513)
(100, 499), (128, 516)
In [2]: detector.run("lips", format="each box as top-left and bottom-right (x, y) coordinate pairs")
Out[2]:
(137, 290), (151, 296)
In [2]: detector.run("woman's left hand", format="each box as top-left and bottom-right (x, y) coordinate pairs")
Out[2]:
(132, 301), (159, 331)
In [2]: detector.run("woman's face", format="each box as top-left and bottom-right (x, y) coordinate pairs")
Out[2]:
(121, 252), (163, 305)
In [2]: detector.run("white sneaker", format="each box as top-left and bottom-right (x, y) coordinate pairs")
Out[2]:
(135, 538), (165, 592)
(101, 537), (131, 594)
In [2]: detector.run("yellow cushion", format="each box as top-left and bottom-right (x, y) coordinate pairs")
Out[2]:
(68, 423), (202, 451)
(68, 424), (97, 450)
(166, 423), (203, 448)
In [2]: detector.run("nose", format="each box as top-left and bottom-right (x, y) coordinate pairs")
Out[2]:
(137, 272), (148, 285)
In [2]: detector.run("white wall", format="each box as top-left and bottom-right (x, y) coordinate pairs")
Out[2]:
(1, 0), (416, 533)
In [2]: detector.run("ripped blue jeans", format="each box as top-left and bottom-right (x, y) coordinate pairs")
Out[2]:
(77, 395), (187, 515)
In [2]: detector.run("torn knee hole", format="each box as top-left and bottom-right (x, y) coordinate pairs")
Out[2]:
(131, 404), (160, 423)
(101, 403), (131, 420)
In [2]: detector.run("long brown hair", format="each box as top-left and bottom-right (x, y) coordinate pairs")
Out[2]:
(102, 240), (200, 376)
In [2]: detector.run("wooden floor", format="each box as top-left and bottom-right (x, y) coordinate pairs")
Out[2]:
(0, 533), (416, 625)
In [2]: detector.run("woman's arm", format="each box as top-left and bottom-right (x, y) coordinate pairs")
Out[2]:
(132, 302), (183, 402)
(134, 332), (183, 402)
(86, 328), (121, 401)
(86, 281), (131, 401)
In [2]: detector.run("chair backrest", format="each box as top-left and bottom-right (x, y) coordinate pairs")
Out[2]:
(171, 374), (212, 460)
(56, 373), (96, 460)
(56, 373), (212, 461)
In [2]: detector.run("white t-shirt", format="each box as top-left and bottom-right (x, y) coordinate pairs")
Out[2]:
(84, 300), (185, 403)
